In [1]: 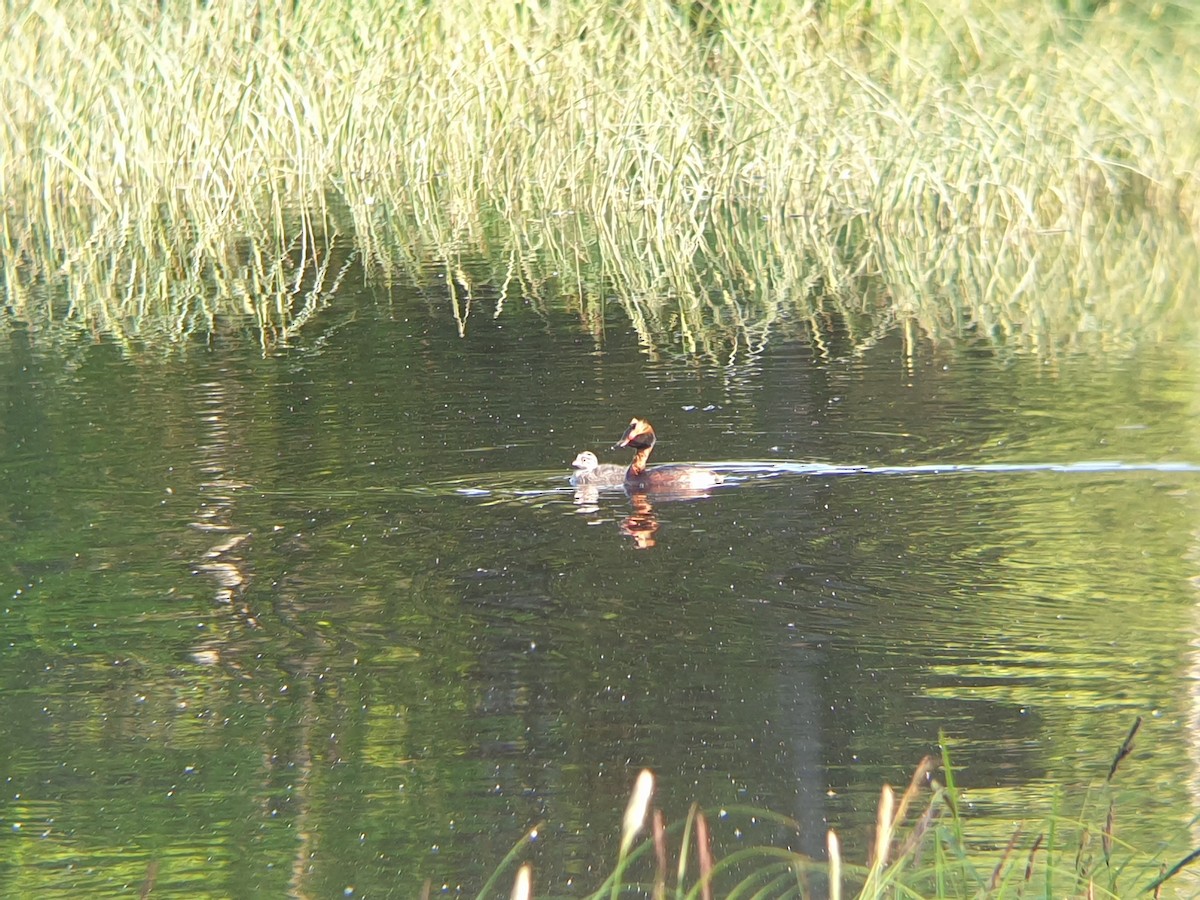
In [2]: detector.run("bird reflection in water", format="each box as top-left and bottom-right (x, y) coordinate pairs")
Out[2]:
(620, 492), (660, 548)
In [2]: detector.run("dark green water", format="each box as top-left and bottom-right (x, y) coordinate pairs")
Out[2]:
(1, 270), (1199, 897)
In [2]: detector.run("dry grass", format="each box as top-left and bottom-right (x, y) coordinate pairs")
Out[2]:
(481, 720), (1199, 898)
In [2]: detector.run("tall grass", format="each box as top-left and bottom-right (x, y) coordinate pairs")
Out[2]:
(2, 0), (1197, 355)
(480, 721), (1200, 898)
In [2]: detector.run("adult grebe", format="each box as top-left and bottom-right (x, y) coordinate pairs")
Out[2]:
(570, 450), (627, 486)
(613, 417), (724, 492)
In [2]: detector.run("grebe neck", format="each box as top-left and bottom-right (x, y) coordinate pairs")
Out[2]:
(627, 444), (653, 476)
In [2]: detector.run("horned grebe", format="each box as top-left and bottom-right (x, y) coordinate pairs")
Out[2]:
(613, 417), (724, 492)
(570, 450), (627, 486)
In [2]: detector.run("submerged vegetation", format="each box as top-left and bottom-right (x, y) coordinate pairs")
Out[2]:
(2, 0), (1198, 356)
(480, 723), (1200, 899)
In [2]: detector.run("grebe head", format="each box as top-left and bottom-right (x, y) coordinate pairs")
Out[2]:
(571, 450), (600, 471)
(614, 417), (656, 451)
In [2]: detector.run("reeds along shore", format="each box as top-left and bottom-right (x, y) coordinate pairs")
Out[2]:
(478, 719), (1200, 898)
(2, 1), (1197, 354)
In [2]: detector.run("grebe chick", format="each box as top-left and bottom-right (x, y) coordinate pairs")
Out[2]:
(570, 450), (627, 486)
(614, 417), (724, 492)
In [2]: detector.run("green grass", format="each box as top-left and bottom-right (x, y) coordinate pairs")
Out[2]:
(2, 0), (1198, 355)
(477, 721), (1200, 899)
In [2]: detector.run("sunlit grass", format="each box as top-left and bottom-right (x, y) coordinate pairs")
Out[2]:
(2, 0), (1198, 356)
(478, 721), (1200, 898)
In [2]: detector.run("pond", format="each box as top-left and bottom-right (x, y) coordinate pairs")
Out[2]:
(1, 262), (1198, 897)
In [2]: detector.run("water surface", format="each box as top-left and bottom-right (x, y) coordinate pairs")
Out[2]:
(1, 273), (1198, 896)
